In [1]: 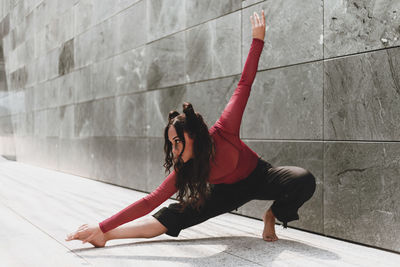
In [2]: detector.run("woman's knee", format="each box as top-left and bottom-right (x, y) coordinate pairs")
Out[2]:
(304, 169), (316, 187)
(286, 166), (316, 197)
(288, 166), (315, 183)
(143, 216), (168, 238)
(299, 169), (316, 199)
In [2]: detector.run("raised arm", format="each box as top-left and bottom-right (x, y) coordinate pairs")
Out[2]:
(98, 171), (178, 233)
(214, 11), (266, 135)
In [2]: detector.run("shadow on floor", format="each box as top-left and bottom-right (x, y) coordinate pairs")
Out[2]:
(68, 235), (340, 264)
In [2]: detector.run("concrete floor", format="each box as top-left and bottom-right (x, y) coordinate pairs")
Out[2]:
(0, 156), (399, 267)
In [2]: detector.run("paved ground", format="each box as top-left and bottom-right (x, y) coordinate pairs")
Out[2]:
(0, 156), (399, 267)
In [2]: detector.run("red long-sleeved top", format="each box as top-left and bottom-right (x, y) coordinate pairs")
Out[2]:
(99, 38), (264, 233)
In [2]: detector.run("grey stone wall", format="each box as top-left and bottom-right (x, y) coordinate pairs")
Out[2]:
(0, 0), (399, 252)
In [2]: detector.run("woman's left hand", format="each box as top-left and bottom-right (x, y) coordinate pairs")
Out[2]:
(250, 10), (266, 41)
(65, 223), (107, 247)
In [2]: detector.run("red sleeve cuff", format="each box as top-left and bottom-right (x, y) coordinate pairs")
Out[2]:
(252, 37), (264, 43)
(99, 222), (106, 233)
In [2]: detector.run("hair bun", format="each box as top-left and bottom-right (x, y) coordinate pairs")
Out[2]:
(182, 102), (198, 130)
(182, 102), (195, 118)
(168, 110), (180, 122)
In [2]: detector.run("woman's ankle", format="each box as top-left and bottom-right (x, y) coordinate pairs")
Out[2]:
(267, 208), (276, 218)
(104, 231), (112, 242)
(263, 208), (276, 222)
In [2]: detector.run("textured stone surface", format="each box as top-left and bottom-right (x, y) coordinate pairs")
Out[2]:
(242, 0), (264, 9)
(116, 137), (148, 191)
(46, 107), (60, 137)
(186, 75), (238, 126)
(5, 90), (24, 115)
(74, 66), (93, 103)
(145, 31), (185, 90)
(0, 203), (90, 266)
(45, 47), (61, 81)
(147, 0), (186, 42)
(74, 17), (118, 68)
(92, 18), (118, 63)
(58, 104), (74, 139)
(92, 97), (117, 137)
(242, 61), (323, 139)
(58, 38), (74, 76)
(324, 46), (400, 141)
(74, 0), (95, 36)
(58, 138), (93, 178)
(242, 1), (323, 70)
(34, 109), (46, 137)
(74, 23), (93, 68)
(91, 56), (117, 99)
(9, 65), (27, 90)
(32, 83), (44, 111)
(0, 136), (16, 157)
(58, 71), (75, 106)
(324, 142), (400, 252)
(185, 11), (241, 83)
(116, 93), (147, 137)
(324, 0), (400, 58)
(145, 85), (187, 137)
(44, 137), (60, 169)
(0, 114), (13, 135)
(90, 136), (118, 183)
(45, 78), (59, 109)
(114, 46), (147, 95)
(0, 14), (10, 38)
(12, 112), (33, 137)
(0, 93), (9, 116)
(186, 0), (241, 28)
(116, 0), (146, 54)
(74, 100), (93, 138)
(46, 9), (74, 52)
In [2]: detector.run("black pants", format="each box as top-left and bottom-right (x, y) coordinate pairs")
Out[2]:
(152, 157), (316, 237)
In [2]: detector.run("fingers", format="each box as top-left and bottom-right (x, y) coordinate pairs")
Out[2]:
(65, 224), (88, 241)
(262, 10), (265, 26)
(250, 10), (265, 27)
(250, 15), (255, 28)
(66, 231), (79, 241)
(65, 232), (75, 241)
(78, 225), (88, 231)
(254, 12), (260, 26)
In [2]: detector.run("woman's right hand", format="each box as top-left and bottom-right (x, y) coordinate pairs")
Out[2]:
(65, 223), (107, 248)
(250, 10), (266, 41)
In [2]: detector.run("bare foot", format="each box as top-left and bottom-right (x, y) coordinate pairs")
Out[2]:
(66, 227), (108, 248)
(262, 209), (279, 242)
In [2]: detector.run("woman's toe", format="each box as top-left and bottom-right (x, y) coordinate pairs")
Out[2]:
(263, 235), (272, 241)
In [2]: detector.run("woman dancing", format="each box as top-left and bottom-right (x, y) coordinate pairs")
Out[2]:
(66, 10), (316, 247)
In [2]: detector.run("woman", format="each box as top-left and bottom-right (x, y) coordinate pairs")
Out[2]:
(66, 10), (316, 247)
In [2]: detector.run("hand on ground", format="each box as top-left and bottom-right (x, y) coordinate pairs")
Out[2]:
(65, 223), (107, 248)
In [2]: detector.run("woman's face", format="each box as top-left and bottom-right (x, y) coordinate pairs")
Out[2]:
(168, 125), (194, 163)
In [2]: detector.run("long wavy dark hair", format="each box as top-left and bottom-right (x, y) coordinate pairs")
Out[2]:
(163, 102), (215, 212)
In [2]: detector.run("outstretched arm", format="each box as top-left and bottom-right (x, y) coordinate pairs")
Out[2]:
(214, 10), (266, 135)
(98, 171), (178, 233)
(65, 171), (178, 246)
